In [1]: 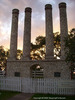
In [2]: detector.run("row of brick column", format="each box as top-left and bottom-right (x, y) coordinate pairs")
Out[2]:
(9, 2), (68, 60)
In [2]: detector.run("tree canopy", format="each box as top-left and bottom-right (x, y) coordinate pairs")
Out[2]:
(64, 28), (75, 70)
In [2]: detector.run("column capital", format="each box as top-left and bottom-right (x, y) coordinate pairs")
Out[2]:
(45, 4), (52, 10)
(12, 9), (19, 14)
(59, 2), (66, 8)
(25, 7), (32, 13)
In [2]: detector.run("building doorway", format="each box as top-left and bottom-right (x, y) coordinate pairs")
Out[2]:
(30, 64), (44, 78)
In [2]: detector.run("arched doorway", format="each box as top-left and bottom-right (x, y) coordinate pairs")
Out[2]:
(30, 64), (44, 78)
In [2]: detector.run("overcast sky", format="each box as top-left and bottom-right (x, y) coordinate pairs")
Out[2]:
(0, 0), (75, 50)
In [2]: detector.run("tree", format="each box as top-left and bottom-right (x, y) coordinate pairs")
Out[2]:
(0, 46), (8, 73)
(31, 36), (45, 60)
(31, 33), (61, 60)
(64, 28), (75, 79)
(65, 28), (75, 69)
(54, 32), (60, 59)
(17, 49), (22, 60)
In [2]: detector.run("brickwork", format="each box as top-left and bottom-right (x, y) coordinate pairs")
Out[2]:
(59, 2), (68, 59)
(9, 9), (19, 60)
(22, 7), (32, 60)
(7, 3), (70, 79)
(45, 4), (54, 59)
(7, 60), (70, 79)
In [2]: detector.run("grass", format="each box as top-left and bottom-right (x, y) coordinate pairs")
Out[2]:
(0, 91), (75, 100)
(0, 90), (20, 100)
(30, 93), (75, 100)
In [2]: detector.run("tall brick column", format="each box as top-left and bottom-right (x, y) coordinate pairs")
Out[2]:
(9, 9), (19, 60)
(45, 4), (54, 59)
(59, 2), (68, 59)
(22, 7), (32, 60)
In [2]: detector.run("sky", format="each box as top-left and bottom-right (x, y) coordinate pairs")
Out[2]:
(0, 0), (75, 50)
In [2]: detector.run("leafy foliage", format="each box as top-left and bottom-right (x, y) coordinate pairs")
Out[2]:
(54, 32), (60, 58)
(64, 28), (75, 70)
(0, 46), (9, 71)
(17, 49), (22, 60)
(31, 36), (46, 60)
(31, 33), (61, 60)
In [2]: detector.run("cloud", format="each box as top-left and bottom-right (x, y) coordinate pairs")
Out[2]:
(0, 0), (75, 49)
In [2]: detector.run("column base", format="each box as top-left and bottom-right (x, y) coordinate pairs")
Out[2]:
(7, 57), (17, 61)
(45, 55), (55, 60)
(21, 56), (31, 61)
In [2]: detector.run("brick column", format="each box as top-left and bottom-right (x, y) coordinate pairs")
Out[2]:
(45, 4), (54, 59)
(59, 2), (68, 59)
(9, 9), (19, 60)
(22, 7), (32, 60)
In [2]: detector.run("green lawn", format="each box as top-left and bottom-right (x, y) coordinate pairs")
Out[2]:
(30, 93), (75, 100)
(0, 90), (20, 100)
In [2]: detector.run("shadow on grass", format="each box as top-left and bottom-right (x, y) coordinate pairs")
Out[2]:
(0, 90), (20, 100)
(30, 93), (75, 100)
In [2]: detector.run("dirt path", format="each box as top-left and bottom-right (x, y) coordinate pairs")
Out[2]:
(8, 93), (34, 100)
